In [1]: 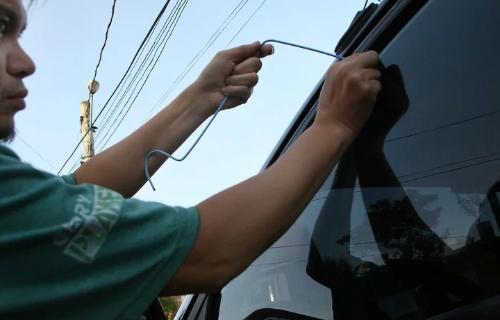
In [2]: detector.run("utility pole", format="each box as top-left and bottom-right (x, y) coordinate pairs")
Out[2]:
(80, 80), (99, 164)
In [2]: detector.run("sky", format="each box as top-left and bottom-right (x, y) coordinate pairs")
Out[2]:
(11, 0), (368, 206)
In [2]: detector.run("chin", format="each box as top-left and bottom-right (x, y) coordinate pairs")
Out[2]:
(0, 123), (15, 143)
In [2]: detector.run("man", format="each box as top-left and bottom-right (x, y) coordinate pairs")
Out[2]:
(0, 0), (381, 318)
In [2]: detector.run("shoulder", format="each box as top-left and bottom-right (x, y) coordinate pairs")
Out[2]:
(0, 143), (21, 161)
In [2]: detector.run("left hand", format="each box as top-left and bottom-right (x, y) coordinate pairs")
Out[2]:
(192, 41), (274, 116)
(354, 64), (409, 154)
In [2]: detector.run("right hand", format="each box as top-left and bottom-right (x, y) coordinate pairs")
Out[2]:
(191, 42), (274, 118)
(314, 51), (381, 139)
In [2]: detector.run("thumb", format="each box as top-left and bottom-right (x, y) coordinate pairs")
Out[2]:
(223, 41), (261, 63)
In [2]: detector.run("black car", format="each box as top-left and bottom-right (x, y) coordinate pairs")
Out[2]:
(174, 0), (500, 319)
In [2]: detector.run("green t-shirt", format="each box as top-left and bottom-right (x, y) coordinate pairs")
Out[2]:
(0, 143), (200, 320)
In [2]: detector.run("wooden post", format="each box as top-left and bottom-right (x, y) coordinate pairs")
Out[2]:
(80, 100), (95, 164)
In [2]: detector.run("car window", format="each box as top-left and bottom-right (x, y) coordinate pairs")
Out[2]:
(218, 0), (500, 319)
(309, 0), (500, 319)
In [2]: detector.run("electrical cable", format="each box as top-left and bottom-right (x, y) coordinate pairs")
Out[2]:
(144, 39), (343, 190)
(225, 0), (268, 47)
(92, 7), (165, 145)
(89, 0), (118, 100)
(57, 0), (173, 175)
(386, 108), (500, 143)
(95, 0), (188, 151)
(95, 0), (185, 148)
(398, 151), (500, 181)
(400, 155), (500, 184)
(16, 134), (57, 171)
(61, 0), (118, 173)
(98, 0), (188, 150)
(144, 0), (250, 119)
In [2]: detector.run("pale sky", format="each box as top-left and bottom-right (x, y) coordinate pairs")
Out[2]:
(12, 0), (367, 206)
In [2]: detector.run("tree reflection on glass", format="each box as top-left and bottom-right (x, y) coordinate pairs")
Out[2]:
(306, 65), (492, 319)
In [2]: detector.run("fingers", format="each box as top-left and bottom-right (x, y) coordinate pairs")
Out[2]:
(209, 41), (273, 108)
(219, 41), (274, 63)
(315, 50), (382, 136)
(226, 73), (259, 87)
(345, 50), (379, 68)
(233, 57), (262, 74)
(363, 69), (381, 81)
(220, 41), (262, 63)
(221, 85), (253, 102)
(259, 43), (274, 58)
(367, 79), (382, 98)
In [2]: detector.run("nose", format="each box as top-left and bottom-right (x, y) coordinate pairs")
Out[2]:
(7, 42), (36, 79)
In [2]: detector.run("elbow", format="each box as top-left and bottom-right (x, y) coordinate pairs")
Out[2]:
(200, 258), (243, 292)
(165, 256), (244, 295)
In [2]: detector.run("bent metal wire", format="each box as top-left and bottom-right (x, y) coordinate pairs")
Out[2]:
(145, 40), (344, 190)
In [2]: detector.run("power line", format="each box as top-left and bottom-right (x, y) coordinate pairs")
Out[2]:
(97, 0), (189, 151)
(400, 155), (500, 184)
(92, 14), (163, 144)
(63, 0), (117, 172)
(94, 0), (185, 144)
(90, 0), (118, 95)
(100, 2), (189, 150)
(64, 0), (184, 173)
(398, 151), (500, 181)
(16, 134), (57, 171)
(386, 108), (500, 144)
(144, 0), (250, 119)
(226, 0), (268, 47)
(57, 0), (174, 175)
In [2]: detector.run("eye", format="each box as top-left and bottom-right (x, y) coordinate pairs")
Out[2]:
(0, 15), (11, 37)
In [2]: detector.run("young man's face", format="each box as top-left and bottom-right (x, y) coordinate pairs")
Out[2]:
(0, 0), (35, 141)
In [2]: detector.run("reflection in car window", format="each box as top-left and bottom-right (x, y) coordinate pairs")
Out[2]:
(219, 0), (500, 319)
(219, 171), (336, 320)
(308, 0), (500, 319)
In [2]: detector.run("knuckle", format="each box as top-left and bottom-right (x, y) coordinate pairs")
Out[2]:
(252, 57), (263, 70)
(330, 62), (346, 78)
(215, 50), (226, 59)
(226, 75), (235, 85)
(251, 73), (259, 85)
(346, 70), (362, 85)
(366, 50), (380, 63)
(223, 62), (236, 75)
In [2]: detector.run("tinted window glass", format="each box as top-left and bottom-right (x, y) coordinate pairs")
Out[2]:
(309, 0), (500, 319)
(219, 0), (500, 319)
(218, 170), (336, 320)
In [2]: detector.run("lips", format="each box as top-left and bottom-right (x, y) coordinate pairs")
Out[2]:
(5, 89), (28, 110)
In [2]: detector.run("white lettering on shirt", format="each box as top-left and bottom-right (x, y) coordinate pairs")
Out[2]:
(53, 186), (123, 263)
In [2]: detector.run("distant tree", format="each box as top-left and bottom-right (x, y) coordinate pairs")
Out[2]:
(159, 296), (182, 320)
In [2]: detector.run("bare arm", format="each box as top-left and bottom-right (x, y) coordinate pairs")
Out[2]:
(164, 51), (382, 294)
(74, 42), (273, 198)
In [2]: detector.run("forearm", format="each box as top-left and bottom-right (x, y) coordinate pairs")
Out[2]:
(167, 123), (352, 292)
(74, 84), (210, 197)
(164, 51), (381, 294)
(73, 42), (273, 197)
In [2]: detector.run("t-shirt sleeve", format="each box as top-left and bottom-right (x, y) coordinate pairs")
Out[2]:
(0, 146), (200, 320)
